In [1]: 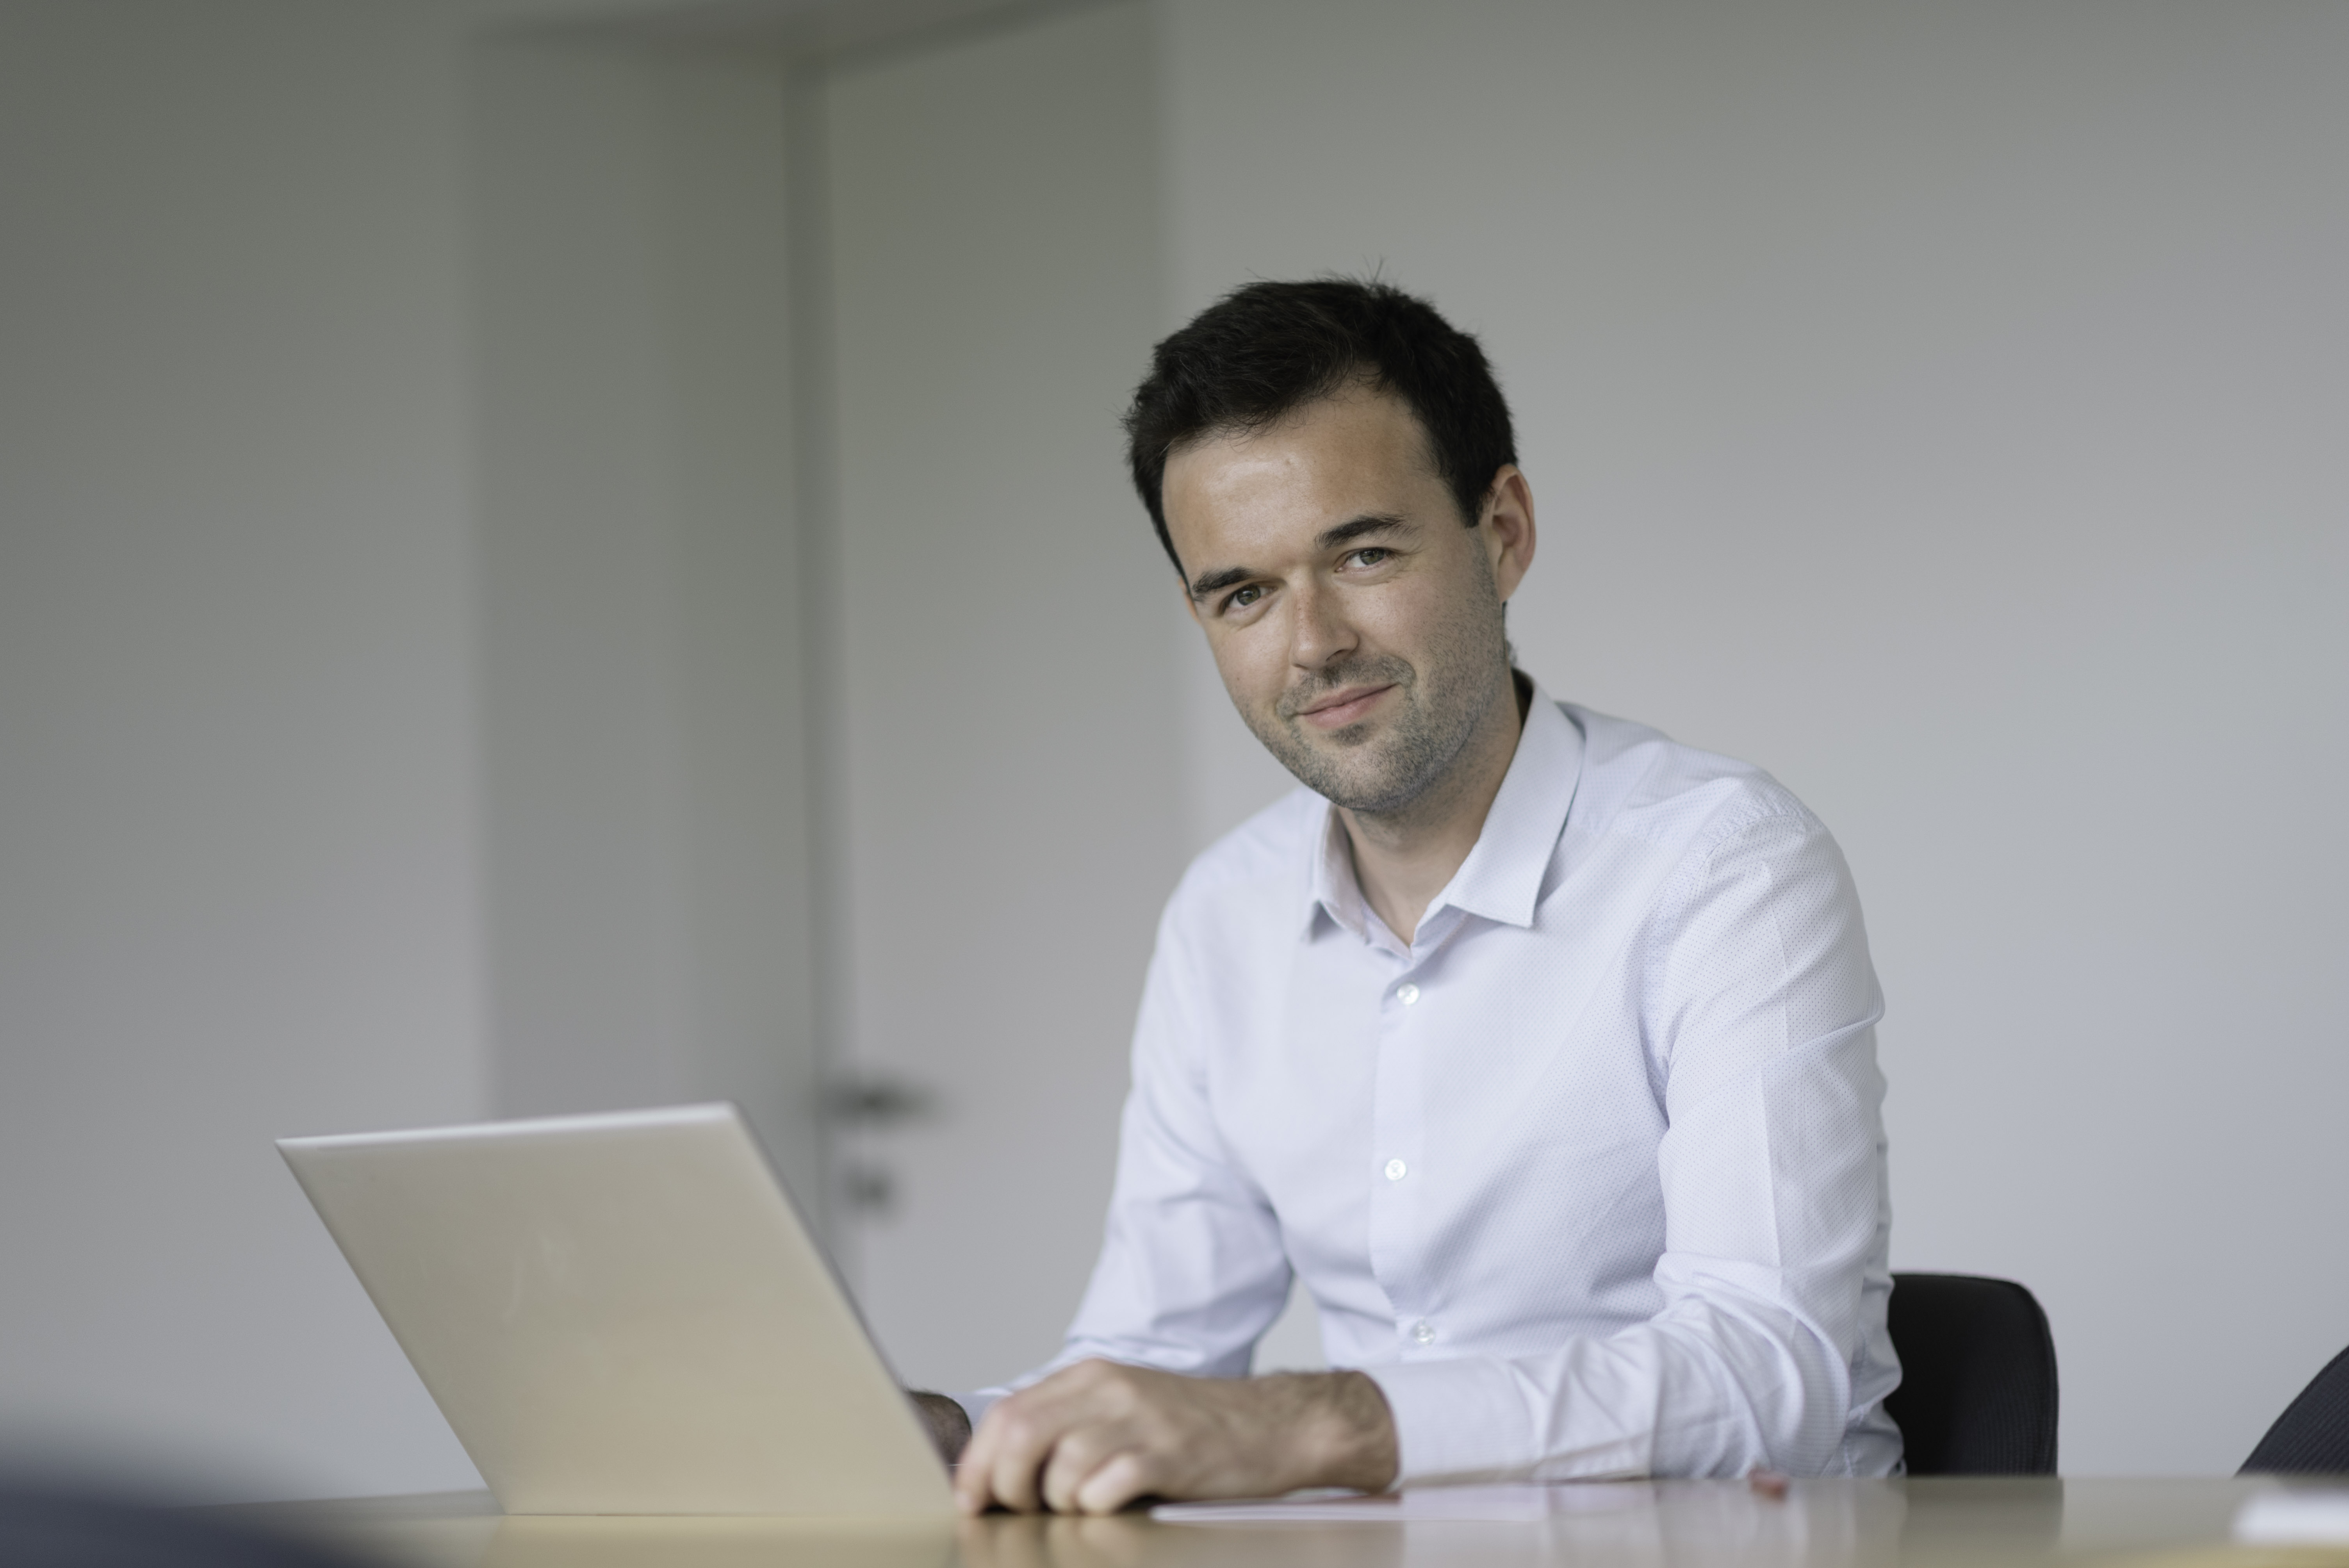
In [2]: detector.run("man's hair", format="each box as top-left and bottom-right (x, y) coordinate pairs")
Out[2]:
(1123, 277), (1518, 578)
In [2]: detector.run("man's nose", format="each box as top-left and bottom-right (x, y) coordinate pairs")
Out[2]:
(1288, 578), (1358, 671)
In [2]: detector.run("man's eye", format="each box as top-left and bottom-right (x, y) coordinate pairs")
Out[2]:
(1349, 548), (1391, 567)
(1228, 585), (1264, 610)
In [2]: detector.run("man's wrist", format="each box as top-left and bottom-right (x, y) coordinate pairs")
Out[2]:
(1278, 1370), (1399, 1493)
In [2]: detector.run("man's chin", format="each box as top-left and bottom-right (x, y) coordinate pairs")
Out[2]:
(1275, 743), (1424, 814)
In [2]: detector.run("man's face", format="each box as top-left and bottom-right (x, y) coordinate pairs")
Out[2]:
(1162, 384), (1534, 817)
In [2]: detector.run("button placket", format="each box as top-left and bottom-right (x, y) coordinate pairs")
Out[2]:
(1366, 953), (1429, 1352)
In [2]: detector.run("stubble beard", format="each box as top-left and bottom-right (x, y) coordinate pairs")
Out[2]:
(1239, 561), (1514, 821)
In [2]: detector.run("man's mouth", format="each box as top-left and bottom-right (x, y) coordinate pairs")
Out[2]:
(1294, 684), (1395, 731)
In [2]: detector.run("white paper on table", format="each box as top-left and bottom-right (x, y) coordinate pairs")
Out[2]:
(2235, 1490), (2349, 1545)
(1152, 1482), (1654, 1524)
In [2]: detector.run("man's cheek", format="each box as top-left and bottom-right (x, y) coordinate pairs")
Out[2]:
(1213, 643), (1277, 712)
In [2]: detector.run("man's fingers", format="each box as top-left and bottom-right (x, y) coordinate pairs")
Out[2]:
(1036, 1433), (1088, 1516)
(980, 1404), (1066, 1513)
(950, 1363), (1189, 1515)
(981, 1437), (1043, 1514)
(953, 1414), (996, 1513)
(1038, 1424), (1132, 1516)
(955, 1405), (1029, 1513)
(1072, 1450), (1156, 1516)
(956, 1394), (1075, 1515)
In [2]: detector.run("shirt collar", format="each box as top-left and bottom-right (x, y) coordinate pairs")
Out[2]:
(1301, 677), (1585, 940)
(1305, 802), (1368, 939)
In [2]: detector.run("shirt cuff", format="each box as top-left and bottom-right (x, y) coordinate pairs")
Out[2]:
(1364, 1357), (1538, 1485)
(1365, 1354), (1654, 1485)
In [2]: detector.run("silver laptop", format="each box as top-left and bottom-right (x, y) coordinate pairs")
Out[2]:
(278, 1103), (954, 1516)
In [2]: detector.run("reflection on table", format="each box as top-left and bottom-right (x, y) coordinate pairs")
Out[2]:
(223, 1476), (2331, 1568)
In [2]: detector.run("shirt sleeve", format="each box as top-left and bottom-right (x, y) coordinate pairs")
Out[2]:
(1365, 808), (1895, 1482)
(962, 893), (1295, 1417)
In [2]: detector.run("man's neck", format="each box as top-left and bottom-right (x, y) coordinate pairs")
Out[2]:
(1340, 672), (1531, 945)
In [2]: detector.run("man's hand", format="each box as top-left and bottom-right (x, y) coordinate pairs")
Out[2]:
(909, 1391), (973, 1464)
(953, 1360), (1397, 1515)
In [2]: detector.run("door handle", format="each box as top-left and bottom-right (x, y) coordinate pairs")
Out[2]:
(823, 1074), (939, 1130)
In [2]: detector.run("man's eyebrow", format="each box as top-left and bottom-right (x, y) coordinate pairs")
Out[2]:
(1315, 513), (1415, 551)
(1188, 565), (1255, 602)
(1188, 515), (1419, 602)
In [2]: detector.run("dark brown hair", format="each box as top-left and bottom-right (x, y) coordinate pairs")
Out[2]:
(1122, 278), (1518, 577)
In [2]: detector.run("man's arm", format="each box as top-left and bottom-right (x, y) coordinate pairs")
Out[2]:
(953, 1362), (1396, 1514)
(929, 845), (1389, 1506)
(1365, 809), (1895, 1483)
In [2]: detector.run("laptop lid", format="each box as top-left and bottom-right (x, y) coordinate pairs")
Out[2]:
(278, 1103), (952, 1517)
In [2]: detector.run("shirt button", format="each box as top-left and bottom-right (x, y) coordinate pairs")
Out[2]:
(1410, 1320), (1436, 1345)
(1384, 1158), (1408, 1181)
(1396, 982), (1420, 1006)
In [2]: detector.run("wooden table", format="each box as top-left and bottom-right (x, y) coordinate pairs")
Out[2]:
(226, 1478), (2347, 1568)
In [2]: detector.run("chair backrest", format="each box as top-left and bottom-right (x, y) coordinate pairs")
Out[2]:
(2242, 1343), (2349, 1474)
(1884, 1272), (2059, 1475)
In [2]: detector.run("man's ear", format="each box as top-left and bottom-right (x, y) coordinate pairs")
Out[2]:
(1480, 465), (1537, 602)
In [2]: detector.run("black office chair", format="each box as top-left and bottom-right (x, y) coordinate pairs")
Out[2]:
(2242, 1342), (2349, 1474)
(1884, 1272), (2059, 1475)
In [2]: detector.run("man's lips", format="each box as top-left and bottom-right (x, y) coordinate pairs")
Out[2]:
(1294, 684), (1395, 730)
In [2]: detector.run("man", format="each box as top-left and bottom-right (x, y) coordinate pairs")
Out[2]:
(914, 278), (1900, 1513)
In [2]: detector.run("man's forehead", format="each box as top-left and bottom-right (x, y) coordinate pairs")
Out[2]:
(1164, 387), (1444, 533)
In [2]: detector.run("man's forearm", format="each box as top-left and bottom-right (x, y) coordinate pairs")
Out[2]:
(1262, 1370), (1399, 1493)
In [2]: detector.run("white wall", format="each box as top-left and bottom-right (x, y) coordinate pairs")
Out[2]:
(468, 36), (827, 1211)
(822, 0), (1185, 1393)
(0, 3), (829, 1502)
(1157, 0), (2349, 1473)
(0, 0), (488, 1499)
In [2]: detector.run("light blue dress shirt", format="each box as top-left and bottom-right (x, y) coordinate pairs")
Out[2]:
(974, 686), (1901, 1483)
